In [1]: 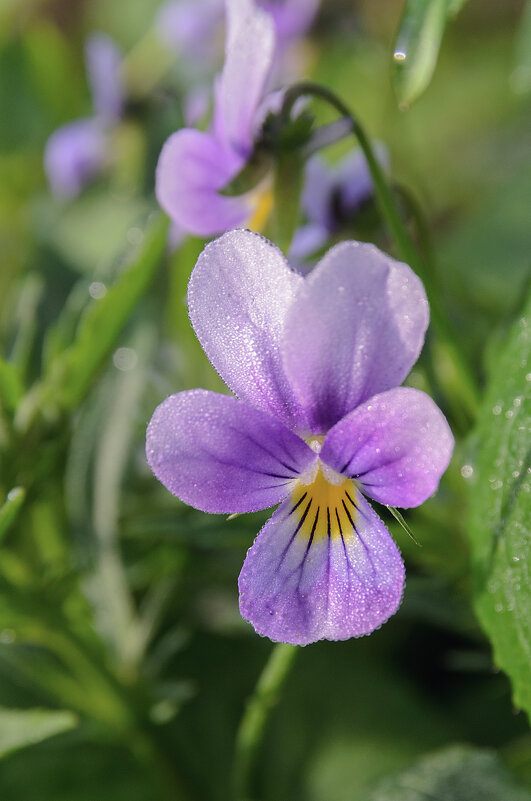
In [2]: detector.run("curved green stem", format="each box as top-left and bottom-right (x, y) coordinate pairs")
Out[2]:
(232, 643), (298, 801)
(281, 82), (480, 422)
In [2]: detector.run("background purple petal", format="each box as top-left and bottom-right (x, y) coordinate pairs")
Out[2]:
(85, 33), (124, 122)
(156, 0), (223, 56)
(188, 229), (308, 431)
(239, 490), (405, 645)
(258, 0), (319, 41)
(155, 128), (249, 236)
(146, 389), (315, 514)
(44, 118), (108, 198)
(321, 387), (454, 508)
(219, 0), (275, 156)
(282, 241), (429, 433)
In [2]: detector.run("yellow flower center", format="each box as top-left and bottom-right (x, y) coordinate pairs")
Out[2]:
(289, 463), (358, 544)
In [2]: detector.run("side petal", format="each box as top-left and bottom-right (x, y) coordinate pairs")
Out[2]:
(85, 33), (124, 122)
(155, 129), (249, 236)
(282, 241), (429, 433)
(320, 387), (454, 508)
(239, 487), (404, 645)
(188, 229), (306, 430)
(220, 0), (275, 156)
(44, 118), (107, 198)
(146, 389), (315, 514)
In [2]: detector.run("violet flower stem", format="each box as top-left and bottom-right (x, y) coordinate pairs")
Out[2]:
(232, 643), (298, 801)
(281, 82), (480, 421)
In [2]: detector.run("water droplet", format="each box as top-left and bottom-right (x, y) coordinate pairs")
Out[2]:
(89, 281), (107, 299)
(113, 347), (138, 371)
(461, 464), (474, 479)
(492, 404), (502, 415)
(505, 409), (514, 419)
(0, 629), (15, 644)
(394, 50), (407, 61)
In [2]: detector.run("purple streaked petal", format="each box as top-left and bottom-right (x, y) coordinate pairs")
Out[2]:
(188, 229), (307, 430)
(288, 222), (329, 265)
(219, 0), (275, 156)
(44, 118), (107, 198)
(321, 387), (454, 508)
(301, 155), (335, 229)
(282, 241), (429, 433)
(258, 0), (319, 41)
(337, 143), (389, 217)
(85, 33), (124, 122)
(146, 389), (315, 514)
(155, 129), (249, 236)
(239, 487), (404, 645)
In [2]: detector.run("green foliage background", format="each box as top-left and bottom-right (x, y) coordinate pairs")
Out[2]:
(0, 0), (530, 799)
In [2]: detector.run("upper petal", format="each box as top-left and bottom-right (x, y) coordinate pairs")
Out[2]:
(85, 33), (124, 122)
(239, 481), (405, 645)
(219, 0), (275, 156)
(155, 129), (249, 236)
(258, 0), (319, 41)
(188, 229), (306, 430)
(146, 389), (315, 514)
(320, 387), (454, 508)
(282, 241), (429, 433)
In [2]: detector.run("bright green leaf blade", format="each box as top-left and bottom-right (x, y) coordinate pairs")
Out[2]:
(0, 359), (23, 414)
(367, 745), (531, 800)
(0, 707), (77, 759)
(39, 213), (168, 412)
(0, 487), (25, 543)
(392, 0), (457, 108)
(468, 291), (531, 718)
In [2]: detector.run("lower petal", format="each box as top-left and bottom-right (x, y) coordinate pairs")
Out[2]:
(238, 475), (405, 645)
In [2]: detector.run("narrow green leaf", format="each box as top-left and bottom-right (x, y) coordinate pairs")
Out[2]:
(0, 487), (25, 543)
(0, 707), (77, 759)
(468, 291), (531, 718)
(512, 0), (531, 95)
(367, 745), (531, 800)
(386, 505), (422, 547)
(39, 213), (168, 412)
(392, 0), (459, 108)
(0, 359), (23, 414)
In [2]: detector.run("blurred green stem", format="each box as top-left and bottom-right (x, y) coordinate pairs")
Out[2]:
(232, 643), (298, 801)
(281, 82), (480, 422)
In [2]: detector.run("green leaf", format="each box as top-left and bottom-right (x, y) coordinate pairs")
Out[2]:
(512, 0), (531, 95)
(0, 359), (23, 415)
(37, 213), (168, 413)
(367, 745), (531, 800)
(0, 707), (77, 759)
(0, 488), (25, 543)
(468, 291), (531, 718)
(392, 0), (464, 108)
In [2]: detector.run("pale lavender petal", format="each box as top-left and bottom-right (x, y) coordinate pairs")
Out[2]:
(155, 129), (249, 236)
(188, 229), (307, 430)
(44, 118), (107, 198)
(258, 0), (319, 41)
(282, 241), (429, 433)
(219, 0), (275, 156)
(85, 33), (123, 121)
(239, 486), (404, 645)
(156, 0), (223, 56)
(146, 390), (315, 514)
(321, 387), (454, 508)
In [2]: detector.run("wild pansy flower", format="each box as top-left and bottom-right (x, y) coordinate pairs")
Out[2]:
(44, 34), (123, 198)
(156, 0), (277, 237)
(146, 229), (454, 645)
(290, 145), (389, 264)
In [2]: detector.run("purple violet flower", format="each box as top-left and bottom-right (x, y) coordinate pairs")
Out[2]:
(44, 34), (123, 198)
(146, 230), (454, 645)
(259, 0), (319, 41)
(156, 0), (276, 237)
(290, 145), (389, 263)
